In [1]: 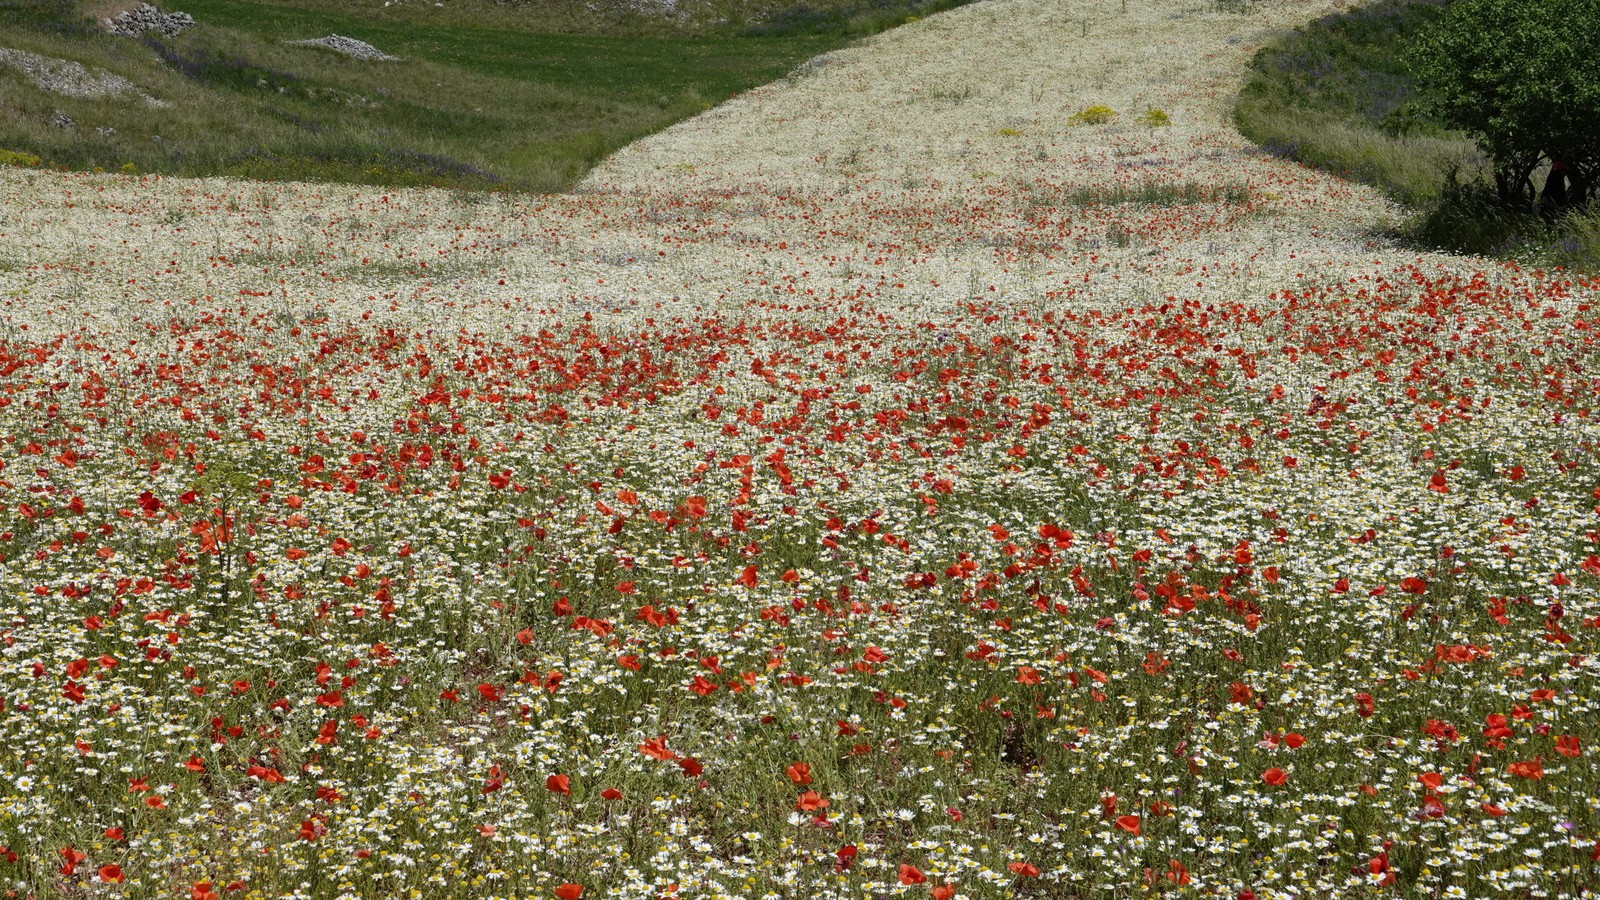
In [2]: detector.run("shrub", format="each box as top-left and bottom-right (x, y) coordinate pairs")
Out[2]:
(0, 149), (42, 168)
(1067, 104), (1116, 126)
(1138, 108), (1170, 127)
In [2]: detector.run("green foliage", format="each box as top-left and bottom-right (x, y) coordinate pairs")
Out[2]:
(1067, 104), (1115, 126)
(1408, 0), (1600, 209)
(0, 149), (42, 167)
(1137, 108), (1170, 127)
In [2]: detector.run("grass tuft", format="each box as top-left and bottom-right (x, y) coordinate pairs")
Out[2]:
(1058, 181), (1250, 208)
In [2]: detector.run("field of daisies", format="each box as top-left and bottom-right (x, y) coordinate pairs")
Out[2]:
(0, 0), (1597, 897)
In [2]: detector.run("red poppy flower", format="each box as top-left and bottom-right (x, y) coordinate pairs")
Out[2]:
(546, 774), (571, 795)
(483, 765), (505, 794)
(1261, 768), (1287, 786)
(1506, 758), (1544, 780)
(834, 845), (857, 871)
(639, 736), (676, 761)
(794, 790), (828, 812)
(1354, 692), (1375, 718)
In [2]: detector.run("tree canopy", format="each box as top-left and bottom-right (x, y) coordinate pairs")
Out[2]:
(1409, 0), (1600, 210)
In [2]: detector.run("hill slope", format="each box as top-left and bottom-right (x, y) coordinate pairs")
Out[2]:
(0, 0), (958, 190)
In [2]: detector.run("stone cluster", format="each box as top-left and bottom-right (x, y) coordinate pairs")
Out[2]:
(286, 35), (400, 61)
(0, 47), (164, 106)
(104, 3), (196, 38)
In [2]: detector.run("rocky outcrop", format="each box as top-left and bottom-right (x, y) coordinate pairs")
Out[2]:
(104, 3), (196, 38)
(286, 35), (399, 61)
(0, 47), (164, 106)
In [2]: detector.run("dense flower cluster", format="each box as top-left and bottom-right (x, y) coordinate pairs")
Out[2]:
(0, 0), (1596, 898)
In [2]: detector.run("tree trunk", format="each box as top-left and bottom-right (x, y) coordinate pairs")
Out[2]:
(1540, 162), (1571, 217)
(1495, 154), (1541, 210)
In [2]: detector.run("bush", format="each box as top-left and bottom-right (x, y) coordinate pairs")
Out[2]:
(1408, 0), (1600, 212)
(1138, 108), (1170, 127)
(0, 149), (43, 168)
(1067, 105), (1116, 126)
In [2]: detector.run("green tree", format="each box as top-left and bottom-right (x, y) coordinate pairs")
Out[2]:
(1409, 0), (1600, 211)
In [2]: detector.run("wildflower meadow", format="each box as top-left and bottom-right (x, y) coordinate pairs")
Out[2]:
(0, 0), (1596, 897)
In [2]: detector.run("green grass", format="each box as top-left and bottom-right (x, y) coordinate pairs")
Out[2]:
(0, 0), (963, 191)
(1055, 181), (1251, 208)
(0, 0), (96, 33)
(1234, 0), (1600, 273)
(1234, 0), (1468, 205)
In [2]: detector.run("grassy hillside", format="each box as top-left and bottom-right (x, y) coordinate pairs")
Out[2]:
(1235, 0), (1599, 272)
(0, 0), (963, 191)
(1234, 0), (1466, 206)
(189, 0), (975, 38)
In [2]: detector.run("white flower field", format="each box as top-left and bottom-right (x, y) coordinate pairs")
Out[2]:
(0, 0), (1595, 897)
